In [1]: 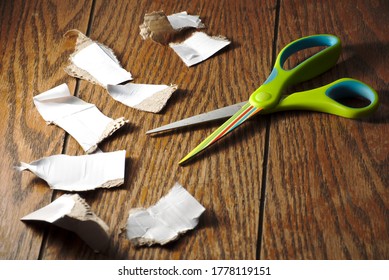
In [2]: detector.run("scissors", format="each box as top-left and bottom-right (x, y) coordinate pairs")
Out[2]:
(147, 34), (379, 164)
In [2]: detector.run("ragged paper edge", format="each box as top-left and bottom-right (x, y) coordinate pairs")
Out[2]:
(85, 117), (128, 154)
(63, 29), (125, 88)
(107, 83), (178, 113)
(21, 194), (110, 252)
(133, 84), (177, 113)
(139, 11), (205, 44)
(123, 183), (205, 246)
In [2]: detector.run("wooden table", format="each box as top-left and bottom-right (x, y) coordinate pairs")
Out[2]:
(1, 0), (388, 260)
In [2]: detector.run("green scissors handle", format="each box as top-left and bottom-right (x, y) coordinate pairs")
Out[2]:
(265, 78), (378, 118)
(249, 34), (342, 109)
(177, 34), (379, 164)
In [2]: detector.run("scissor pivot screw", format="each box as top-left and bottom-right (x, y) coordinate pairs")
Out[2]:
(255, 92), (271, 102)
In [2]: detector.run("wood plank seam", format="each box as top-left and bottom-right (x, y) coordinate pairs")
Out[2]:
(37, 0), (97, 260)
(256, 0), (281, 260)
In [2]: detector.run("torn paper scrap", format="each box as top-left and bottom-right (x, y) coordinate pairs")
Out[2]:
(107, 83), (178, 113)
(125, 183), (205, 246)
(21, 194), (109, 252)
(167, 11), (205, 30)
(33, 83), (128, 153)
(140, 11), (204, 44)
(17, 150), (126, 191)
(169, 31), (231, 67)
(64, 29), (132, 88)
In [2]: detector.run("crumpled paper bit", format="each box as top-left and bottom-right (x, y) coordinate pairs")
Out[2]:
(169, 31), (231, 67)
(125, 183), (205, 246)
(64, 29), (132, 88)
(140, 11), (205, 44)
(21, 194), (109, 252)
(33, 83), (128, 153)
(106, 83), (178, 113)
(17, 150), (126, 191)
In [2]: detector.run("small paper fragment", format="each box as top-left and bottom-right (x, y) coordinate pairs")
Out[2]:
(21, 194), (110, 252)
(125, 183), (205, 246)
(33, 83), (128, 153)
(64, 29), (132, 88)
(140, 11), (204, 44)
(169, 31), (231, 67)
(107, 83), (178, 113)
(167, 11), (205, 30)
(17, 150), (126, 191)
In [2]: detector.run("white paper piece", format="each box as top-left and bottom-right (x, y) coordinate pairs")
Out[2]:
(64, 29), (129, 87)
(17, 150), (126, 191)
(71, 42), (132, 87)
(167, 11), (205, 30)
(33, 83), (128, 153)
(126, 183), (205, 246)
(169, 32), (231, 67)
(21, 194), (110, 252)
(106, 83), (178, 113)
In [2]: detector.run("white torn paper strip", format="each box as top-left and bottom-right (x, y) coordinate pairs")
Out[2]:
(71, 43), (132, 87)
(21, 194), (109, 252)
(64, 29), (132, 88)
(125, 183), (205, 246)
(17, 150), (126, 191)
(33, 83), (128, 153)
(106, 83), (178, 113)
(169, 31), (231, 67)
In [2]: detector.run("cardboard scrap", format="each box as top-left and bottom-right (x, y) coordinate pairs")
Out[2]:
(64, 29), (132, 88)
(21, 194), (109, 252)
(140, 11), (204, 44)
(106, 83), (178, 113)
(170, 31), (231, 67)
(33, 83), (128, 153)
(125, 183), (205, 246)
(17, 150), (126, 192)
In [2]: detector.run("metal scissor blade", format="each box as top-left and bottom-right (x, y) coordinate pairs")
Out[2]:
(179, 102), (262, 164)
(146, 102), (247, 134)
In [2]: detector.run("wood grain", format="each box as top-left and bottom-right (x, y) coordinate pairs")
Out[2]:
(0, 0), (93, 259)
(260, 0), (389, 259)
(1, 0), (387, 260)
(37, 0), (277, 260)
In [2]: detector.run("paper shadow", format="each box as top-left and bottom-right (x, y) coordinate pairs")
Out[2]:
(156, 89), (189, 115)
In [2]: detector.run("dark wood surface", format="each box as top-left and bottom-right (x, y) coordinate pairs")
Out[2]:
(0, 0), (387, 260)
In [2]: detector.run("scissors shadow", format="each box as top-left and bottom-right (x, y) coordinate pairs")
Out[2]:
(157, 89), (189, 115)
(180, 115), (269, 166)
